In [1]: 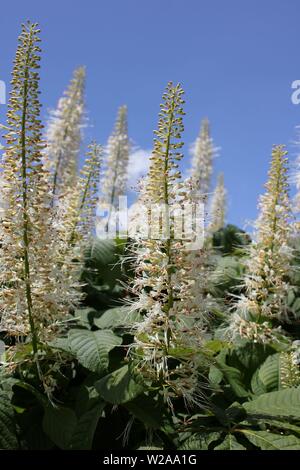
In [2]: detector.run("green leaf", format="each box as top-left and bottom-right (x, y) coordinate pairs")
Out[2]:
(244, 388), (300, 419)
(209, 365), (223, 386)
(254, 353), (280, 393)
(68, 329), (122, 375)
(74, 307), (98, 329)
(84, 239), (122, 289)
(95, 365), (144, 404)
(240, 429), (300, 450)
(89, 239), (117, 265)
(214, 434), (246, 450)
(43, 406), (77, 449)
(138, 446), (163, 450)
(216, 361), (249, 397)
(179, 432), (222, 450)
(0, 390), (19, 449)
(251, 369), (267, 396)
(205, 339), (229, 354)
(212, 224), (250, 254)
(69, 402), (105, 450)
(94, 306), (141, 331)
(75, 380), (101, 416)
(13, 381), (48, 407)
(48, 337), (72, 355)
(227, 342), (276, 389)
(18, 406), (54, 450)
(260, 419), (300, 435)
(125, 395), (164, 429)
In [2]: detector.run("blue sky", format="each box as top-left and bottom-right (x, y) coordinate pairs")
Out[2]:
(1, 0), (300, 228)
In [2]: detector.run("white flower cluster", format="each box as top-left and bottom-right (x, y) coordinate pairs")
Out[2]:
(0, 23), (69, 341)
(128, 83), (210, 408)
(0, 24), (101, 347)
(191, 118), (216, 195)
(208, 172), (227, 234)
(44, 66), (85, 199)
(228, 145), (293, 343)
(100, 106), (130, 206)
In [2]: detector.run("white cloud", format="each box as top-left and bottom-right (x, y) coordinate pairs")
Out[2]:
(127, 148), (151, 190)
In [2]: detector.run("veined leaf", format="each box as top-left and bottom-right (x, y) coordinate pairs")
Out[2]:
(43, 406), (77, 450)
(94, 306), (141, 331)
(239, 429), (300, 450)
(216, 361), (249, 397)
(95, 365), (144, 404)
(69, 401), (105, 450)
(214, 434), (246, 450)
(68, 329), (122, 375)
(253, 353), (280, 394)
(244, 388), (300, 419)
(180, 432), (222, 450)
(0, 390), (19, 449)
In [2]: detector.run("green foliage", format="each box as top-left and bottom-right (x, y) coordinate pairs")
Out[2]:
(0, 390), (19, 449)
(68, 329), (122, 375)
(244, 388), (300, 419)
(2, 235), (300, 451)
(43, 406), (77, 449)
(239, 430), (300, 450)
(81, 238), (132, 310)
(212, 224), (251, 255)
(95, 365), (144, 404)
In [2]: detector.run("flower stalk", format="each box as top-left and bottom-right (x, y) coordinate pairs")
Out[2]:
(191, 118), (216, 195)
(227, 145), (293, 343)
(99, 105), (130, 230)
(44, 66), (85, 200)
(208, 172), (227, 234)
(128, 83), (208, 407)
(0, 23), (56, 353)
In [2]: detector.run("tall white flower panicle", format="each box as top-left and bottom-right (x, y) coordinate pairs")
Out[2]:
(44, 66), (85, 198)
(54, 142), (102, 301)
(128, 83), (208, 408)
(59, 141), (102, 249)
(208, 173), (227, 234)
(100, 105), (130, 210)
(191, 118), (216, 195)
(0, 23), (70, 346)
(228, 145), (293, 343)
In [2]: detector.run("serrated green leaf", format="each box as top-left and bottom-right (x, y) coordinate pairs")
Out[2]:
(180, 432), (222, 450)
(0, 390), (19, 449)
(74, 307), (98, 329)
(256, 354), (280, 392)
(43, 406), (77, 449)
(214, 434), (246, 450)
(69, 401), (105, 450)
(251, 369), (267, 396)
(68, 329), (122, 375)
(94, 306), (141, 330)
(244, 388), (300, 419)
(209, 365), (223, 385)
(48, 337), (72, 354)
(95, 365), (144, 404)
(125, 395), (164, 429)
(138, 446), (163, 450)
(260, 419), (300, 435)
(216, 361), (249, 397)
(240, 429), (300, 450)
